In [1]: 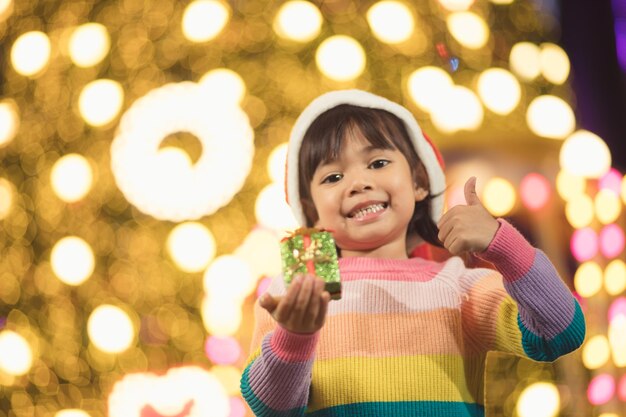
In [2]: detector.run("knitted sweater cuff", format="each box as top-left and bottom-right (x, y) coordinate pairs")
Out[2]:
(270, 325), (320, 362)
(477, 218), (535, 283)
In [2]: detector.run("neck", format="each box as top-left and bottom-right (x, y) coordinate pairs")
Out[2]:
(340, 238), (410, 259)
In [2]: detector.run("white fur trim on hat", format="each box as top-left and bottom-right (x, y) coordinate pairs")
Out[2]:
(286, 89), (446, 226)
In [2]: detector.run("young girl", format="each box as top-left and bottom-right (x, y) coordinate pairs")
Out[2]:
(240, 90), (585, 416)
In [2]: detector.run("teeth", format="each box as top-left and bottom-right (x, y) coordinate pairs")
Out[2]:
(352, 203), (386, 219)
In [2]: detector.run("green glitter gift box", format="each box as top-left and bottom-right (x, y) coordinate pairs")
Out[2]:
(280, 228), (341, 300)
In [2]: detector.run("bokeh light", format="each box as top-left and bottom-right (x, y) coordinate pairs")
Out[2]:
(588, 374), (615, 405)
(622, 174), (626, 205)
(0, 100), (19, 147)
(565, 194), (594, 228)
(234, 228), (282, 279)
(476, 68), (521, 115)
(595, 189), (622, 224)
(229, 397), (247, 417)
(599, 168), (623, 195)
(446, 12), (489, 49)
(0, 178), (14, 220)
(51, 236), (95, 286)
(570, 228), (599, 262)
(604, 260), (626, 296)
(482, 177), (516, 216)
(87, 305), (134, 353)
(201, 297), (243, 336)
(619, 375), (626, 401)
(582, 334), (610, 369)
(574, 261), (603, 298)
(167, 222), (216, 273)
(55, 410), (91, 417)
(203, 255), (255, 300)
(526, 95), (575, 139)
(50, 154), (94, 203)
(540, 43), (570, 85)
(205, 336), (241, 365)
(430, 86), (483, 133)
(68, 23), (110, 67)
(560, 130), (612, 178)
(520, 173), (551, 211)
(510, 42), (541, 81)
(182, 0), (230, 43)
(10, 31), (51, 77)
(556, 170), (586, 202)
(0, 330), (33, 376)
(211, 365), (242, 395)
(367, 1), (415, 44)
(255, 183), (299, 233)
(407, 66), (454, 113)
(438, 0), (475, 11)
(608, 297), (626, 322)
(274, 1), (323, 42)
(517, 382), (560, 417)
(599, 224), (625, 259)
(78, 79), (125, 127)
(267, 143), (288, 183)
(315, 35), (366, 81)
(0, 0), (13, 22)
(198, 68), (247, 106)
(608, 315), (626, 366)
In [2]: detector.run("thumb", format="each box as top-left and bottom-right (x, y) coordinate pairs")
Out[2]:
(464, 177), (481, 206)
(259, 293), (279, 314)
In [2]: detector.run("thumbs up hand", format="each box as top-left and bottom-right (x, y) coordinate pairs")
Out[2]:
(437, 177), (500, 255)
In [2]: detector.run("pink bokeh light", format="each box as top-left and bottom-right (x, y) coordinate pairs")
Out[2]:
(570, 228), (599, 262)
(229, 396), (247, 417)
(600, 224), (625, 259)
(588, 374), (615, 405)
(599, 168), (623, 195)
(256, 276), (272, 298)
(520, 173), (551, 211)
(608, 297), (626, 322)
(205, 336), (241, 365)
(618, 374), (626, 402)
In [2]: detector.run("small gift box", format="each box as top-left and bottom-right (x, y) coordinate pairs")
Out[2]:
(280, 228), (341, 300)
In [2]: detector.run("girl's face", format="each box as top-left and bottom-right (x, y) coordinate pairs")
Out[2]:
(309, 128), (428, 259)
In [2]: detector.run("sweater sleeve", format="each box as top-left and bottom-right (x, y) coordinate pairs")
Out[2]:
(240, 276), (319, 416)
(460, 219), (586, 362)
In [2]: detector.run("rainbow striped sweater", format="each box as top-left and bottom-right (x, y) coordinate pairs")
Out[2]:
(241, 219), (585, 416)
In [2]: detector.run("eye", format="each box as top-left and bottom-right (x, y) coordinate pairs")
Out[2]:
(369, 159), (390, 169)
(321, 173), (343, 184)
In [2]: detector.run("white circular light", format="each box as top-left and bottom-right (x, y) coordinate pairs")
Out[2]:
(477, 68), (521, 115)
(274, 1), (323, 42)
(367, 1), (415, 44)
(55, 410), (91, 417)
(69, 23), (110, 67)
(267, 143), (288, 183)
(198, 68), (246, 106)
(407, 66), (454, 113)
(11, 31), (51, 76)
(510, 42), (541, 81)
(88, 305), (134, 354)
(315, 35), (366, 82)
(0, 100), (19, 147)
(110, 81), (254, 222)
(430, 85), (483, 133)
(167, 222), (216, 273)
(446, 12), (489, 49)
(79, 79), (124, 127)
(255, 183), (299, 233)
(50, 154), (93, 203)
(540, 43), (570, 85)
(517, 382), (560, 417)
(438, 0), (475, 11)
(560, 130), (612, 179)
(0, 330), (33, 376)
(0, 178), (13, 220)
(51, 236), (95, 286)
(203, 255), (255, 300)
(526, 95), (575, 139)
(182, 0), (230, 42)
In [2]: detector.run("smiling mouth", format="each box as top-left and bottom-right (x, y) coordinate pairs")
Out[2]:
(347, 203), (388, 220)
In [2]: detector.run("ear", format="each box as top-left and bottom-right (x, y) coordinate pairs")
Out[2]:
(414, 186), (429, 202)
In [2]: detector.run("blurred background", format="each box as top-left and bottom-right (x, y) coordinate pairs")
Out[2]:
(0, 0), (625, 416)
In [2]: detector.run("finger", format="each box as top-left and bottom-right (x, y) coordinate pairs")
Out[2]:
(259, 293), (278, 314)
(464, 177), (481, 206)
(307, 278), (325, 321)
(292, 274), (315, 324)
(314, 291), (331, 328)
(274, 275), (302, 322)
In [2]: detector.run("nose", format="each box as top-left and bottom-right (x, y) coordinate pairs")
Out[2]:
(347, 178), (373, 196)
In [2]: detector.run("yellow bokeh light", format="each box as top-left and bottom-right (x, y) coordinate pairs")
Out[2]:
(489, 0), (514, 4)
(87, 305), (134, 354)
(516, 382), (560, 417)
(565, 194), (594, 229)
(69, 23), (110, 67)
(510, 42), (541, 81)
(50, 154), (94, 203)
(609, 315), (626, 366)
(430, 86), (483, 133)
(605, 260), (626, 296)
(0, 178), (13, 220)
(407, 66), (454, 113)
(199, 68), (246, 106)
(55, 410), (91, 417)
(0, 0), (13, 22)
(482, 177), (516, 216)
(0, 330), (33, 376)
(255, 183), (299, 233)
(574, 262), (603, 298)
(367, 1), (415, 44)
(182, 0), (230, 43)
(79, 79), (124, 127)
(438, 0), (475, 12)
(10, 31), (51, 77)
(51, 237), (95, 285)
(599, 414), (620, 417)
(560, 130), (612, 179)
(446, 12), (489, 49)
(476, 68), (521, 115)
(267, 143), (288, 183)
(526, 95), (575, 139)
(211, 365), (241, 395)
(555, 170), (585, 201)
(201, 297), (242, 336)
(273, 1), (323, 42)
(167, 222), (216, 273)
(203, 255), (255, 300)
(595, 189), (621, 224)
(540, 43), (570, 85)
(234, 228), (282, 278)
(582, 334), (610, 369)
(0, 100), (19, 147)
(315, 35), (366, 82)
